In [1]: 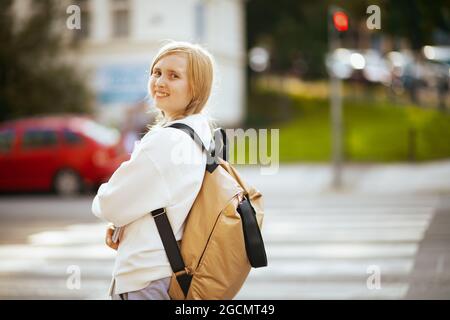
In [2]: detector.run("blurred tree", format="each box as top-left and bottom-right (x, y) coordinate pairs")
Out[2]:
(383, 0), (450, 50)
(0, 0), (93, 122)
(246, 0), (329, 79)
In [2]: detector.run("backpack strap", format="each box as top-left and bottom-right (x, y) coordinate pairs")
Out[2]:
(167, 123), (228, 173)
(213, 127), (228, 162)
(153, 123), (234, 297)
(168, 123), (207, 151)
(150, 208), (192, 297)
(237, 196), (268, 268)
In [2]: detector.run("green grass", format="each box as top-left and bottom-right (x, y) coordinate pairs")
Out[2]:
(239, 89), (450, 163)
(277, 97), (331, 162)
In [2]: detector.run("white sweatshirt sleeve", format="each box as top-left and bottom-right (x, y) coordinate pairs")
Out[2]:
(91, 132), (172, 227)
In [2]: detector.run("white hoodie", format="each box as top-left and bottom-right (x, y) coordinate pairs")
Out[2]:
(91, 113), (212, 295)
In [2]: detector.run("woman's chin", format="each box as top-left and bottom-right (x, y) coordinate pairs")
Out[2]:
(154, 104), (166, 112)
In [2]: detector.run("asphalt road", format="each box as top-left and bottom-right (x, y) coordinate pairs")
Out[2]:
(0, 164), (449, 299)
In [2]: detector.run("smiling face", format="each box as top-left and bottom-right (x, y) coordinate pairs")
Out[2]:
(149, 53), (192, 119)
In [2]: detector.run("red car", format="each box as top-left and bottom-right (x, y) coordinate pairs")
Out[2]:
(0, 115), (130, 196)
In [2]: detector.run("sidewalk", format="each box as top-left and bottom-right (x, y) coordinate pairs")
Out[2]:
(405, 202), (450, 299)
(238, 160), (450, 195)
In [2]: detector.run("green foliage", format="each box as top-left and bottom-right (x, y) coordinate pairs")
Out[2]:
(0, 0), (93, 122)
(246, 88), (450, 163)
(246, 0), (329, 78)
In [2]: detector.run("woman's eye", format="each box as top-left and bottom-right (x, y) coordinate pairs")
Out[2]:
(171, 74), (179, 79)
(152, 71), (161, 76)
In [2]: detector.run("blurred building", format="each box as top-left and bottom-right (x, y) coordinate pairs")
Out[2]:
(13, 0), (247, 128)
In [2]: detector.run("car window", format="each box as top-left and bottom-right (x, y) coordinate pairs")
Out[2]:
(0, 129), (15, 153)
(22, 129), (58, 149)
(63, 129), (83, 145)
(81, 120), (120, 146)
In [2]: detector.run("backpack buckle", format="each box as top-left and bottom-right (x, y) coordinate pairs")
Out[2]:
(175, 267), (190, 277)
(151, 208), (166, 218)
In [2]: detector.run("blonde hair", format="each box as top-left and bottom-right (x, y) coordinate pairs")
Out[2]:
(147, 40), (215, 129)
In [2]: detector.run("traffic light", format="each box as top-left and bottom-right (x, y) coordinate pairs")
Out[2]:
(328, 6), (349, 45)
(328, 6), (349, 34)
(332, 11), (348, 32)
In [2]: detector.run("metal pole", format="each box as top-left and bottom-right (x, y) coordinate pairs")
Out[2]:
(328, 6), (343, 189)
(330, 73), (343, 188)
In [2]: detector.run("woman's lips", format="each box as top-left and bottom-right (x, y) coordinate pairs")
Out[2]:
(155, 91), (170, 98)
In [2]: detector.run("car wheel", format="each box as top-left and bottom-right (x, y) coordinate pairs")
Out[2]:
(53, 169), (83, 196)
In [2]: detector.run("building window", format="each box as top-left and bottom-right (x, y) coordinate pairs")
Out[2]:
(112, 0), (130, 38)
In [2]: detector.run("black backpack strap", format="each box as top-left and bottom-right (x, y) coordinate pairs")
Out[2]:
(220, 128), (228, 162)
(150, 208), (192, 297)
(212, 128), (228, 162)
(237, 196), (268, 268)
(168, 123), (206, 151)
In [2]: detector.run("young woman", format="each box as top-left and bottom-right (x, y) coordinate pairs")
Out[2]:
(91, 41), (215, 300)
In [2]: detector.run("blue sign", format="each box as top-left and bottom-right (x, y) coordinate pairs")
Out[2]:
(95, 64), (150, 104)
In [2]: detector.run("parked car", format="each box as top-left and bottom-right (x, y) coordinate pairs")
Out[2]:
(0, 115), (130, 196)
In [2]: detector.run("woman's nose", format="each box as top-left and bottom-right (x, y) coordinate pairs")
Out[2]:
(155, 75), (166, 87)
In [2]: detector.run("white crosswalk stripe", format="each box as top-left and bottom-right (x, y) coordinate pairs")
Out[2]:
(235, 197), (436, 299)
(0, 223), (113, 299)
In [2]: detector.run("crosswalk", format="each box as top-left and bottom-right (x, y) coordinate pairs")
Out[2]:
(0, 223), (114, 299)
(0, 194), (439, 299)
(235, 195), (437, 299)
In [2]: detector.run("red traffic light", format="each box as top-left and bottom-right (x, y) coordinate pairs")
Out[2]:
(333, 11), (348, 32)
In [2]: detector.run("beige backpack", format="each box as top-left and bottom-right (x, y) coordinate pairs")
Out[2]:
(150, 123), (267, 300)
